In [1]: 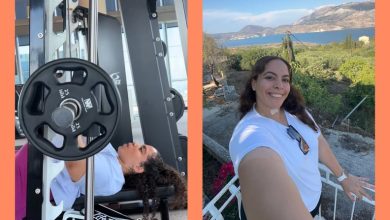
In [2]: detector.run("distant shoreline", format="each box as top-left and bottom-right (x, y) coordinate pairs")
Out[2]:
(213, 26), (375, 41)
(220, 27), (374, 48)
(225, 42), (320, 49)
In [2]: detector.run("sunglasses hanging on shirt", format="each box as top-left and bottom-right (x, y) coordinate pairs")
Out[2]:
(287, 125), (310, 155)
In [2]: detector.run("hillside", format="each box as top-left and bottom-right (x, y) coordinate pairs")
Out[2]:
(210, 1), (374, 41)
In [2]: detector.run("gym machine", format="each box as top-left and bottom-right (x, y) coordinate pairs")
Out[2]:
(17, 0), (187, 219)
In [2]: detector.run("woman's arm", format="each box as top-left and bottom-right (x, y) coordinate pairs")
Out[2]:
(318, 134), (374, 200)
(318, 134), (343, 177)
(65, 160), (86, 182)
(65, 135), (87, 182)
(238, 147), (313, 220)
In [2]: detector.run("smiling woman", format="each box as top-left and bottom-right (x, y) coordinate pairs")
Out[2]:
(228, 56), (374, 220)
(117, 142), (158, 174)
(250, 59), (291, 115)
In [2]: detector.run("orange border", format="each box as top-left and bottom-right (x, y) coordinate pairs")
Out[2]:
(0, 1), (15, 219)
(376, 0), (390, 219)
(188, 0), (202, 219)
(7, 0), (390, 219)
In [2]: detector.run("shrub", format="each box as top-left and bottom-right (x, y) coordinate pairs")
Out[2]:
(238, 47), (281, 70)
(212, 162), (235, 195)
(339, 57), (374, 85)
(226, 54), (242, 71)
(293, 72), (342, 118)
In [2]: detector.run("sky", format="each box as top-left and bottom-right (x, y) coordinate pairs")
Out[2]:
(203, 0), (373, 34)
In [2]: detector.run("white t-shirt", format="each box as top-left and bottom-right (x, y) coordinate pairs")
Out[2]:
(229, 107), (322, 211)
(50, 144), (125, 210)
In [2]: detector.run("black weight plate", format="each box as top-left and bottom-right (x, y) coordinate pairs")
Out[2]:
(19, 58), (121, 160)
(170, 88), (185, 121)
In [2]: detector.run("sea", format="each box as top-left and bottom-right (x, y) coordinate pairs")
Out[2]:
(221, 27), (374, 48)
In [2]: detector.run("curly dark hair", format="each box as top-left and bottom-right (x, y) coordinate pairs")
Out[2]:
(239, 56), (318, 132)
(122, 155), (187, 220)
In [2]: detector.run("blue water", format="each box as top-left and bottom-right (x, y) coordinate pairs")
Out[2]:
(222, 27), (374, 48)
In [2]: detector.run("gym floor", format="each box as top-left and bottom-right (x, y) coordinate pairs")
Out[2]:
(128, 209), (187, 220)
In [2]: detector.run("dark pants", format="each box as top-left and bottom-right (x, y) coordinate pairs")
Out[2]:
(310, 196), (321, 217)
(240, 196), (321, 219)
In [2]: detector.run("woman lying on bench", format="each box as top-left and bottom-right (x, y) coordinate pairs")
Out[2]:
(15, 136), (186, 220)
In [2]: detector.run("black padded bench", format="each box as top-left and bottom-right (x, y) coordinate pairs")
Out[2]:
(72, 186), (176, 220)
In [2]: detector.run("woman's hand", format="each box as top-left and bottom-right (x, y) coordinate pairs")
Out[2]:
(317, 135), (375, 202)
(340, 174), (375, 201)
(77, 135), (87, 148)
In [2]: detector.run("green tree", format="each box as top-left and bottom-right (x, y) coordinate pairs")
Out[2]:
(282, 32), (295, 63)
(293, 72), (342, 118)
(339, 57), (374, 85)
(203, 33), (226, 81)
(239, 47), (281, 70)
(226, 53), (242, 71)
(344, 34), (353, 49)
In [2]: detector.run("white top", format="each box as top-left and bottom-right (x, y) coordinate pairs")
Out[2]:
(229, 107), (322, 211)
(50, 144), (125, 210)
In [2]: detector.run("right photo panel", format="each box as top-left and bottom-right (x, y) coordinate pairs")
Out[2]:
(202, 1), (375, 219)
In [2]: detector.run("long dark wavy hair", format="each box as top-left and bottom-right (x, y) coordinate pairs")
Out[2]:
(239, 56), (318, 132)
(122, 155), (187, 220)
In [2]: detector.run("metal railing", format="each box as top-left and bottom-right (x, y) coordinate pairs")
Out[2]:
(318, 163), (375, 220)
(203, 175), (241, 220)
(203, 163), (375, 220)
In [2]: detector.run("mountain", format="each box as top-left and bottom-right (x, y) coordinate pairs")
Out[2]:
(210, 1), (374, 41)
(239, 25), (273, 34)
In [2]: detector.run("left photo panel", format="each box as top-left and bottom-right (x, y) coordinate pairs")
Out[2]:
(14, 0), (188, 219)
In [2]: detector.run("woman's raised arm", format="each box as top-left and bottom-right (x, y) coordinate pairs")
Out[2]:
(238, 147), (313, 220)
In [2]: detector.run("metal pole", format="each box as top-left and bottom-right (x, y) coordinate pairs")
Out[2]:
(88, 0), (98, 62)
(85, 0), (98, 219)
(341, 95), (368, 123)
(15, 37), (24, 84)
(161, 23), (172, 86)
(64, 0), (71, 57)
(173, 0), (187, 71)
(28, 1), (45, 218)
(114, 0), (119, 11)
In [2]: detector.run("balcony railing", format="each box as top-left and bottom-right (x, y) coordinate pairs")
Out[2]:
(203, 163), (375, 220)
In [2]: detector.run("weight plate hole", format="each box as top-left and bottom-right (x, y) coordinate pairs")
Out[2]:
(35, 124), (65, 150)
(54, 69), (87, 85)
(79, 123), (107, 149)
(91, 83), (113, 114)
(25, 82), (50, 115)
